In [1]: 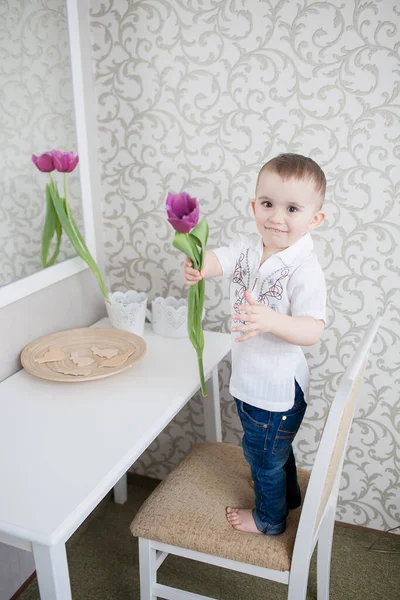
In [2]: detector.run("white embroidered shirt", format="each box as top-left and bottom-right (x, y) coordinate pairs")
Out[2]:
(213, 232), (326, 411)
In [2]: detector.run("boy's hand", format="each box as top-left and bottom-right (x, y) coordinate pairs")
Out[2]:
(232, 290), (278, 342)
(183, 256), (203, 286)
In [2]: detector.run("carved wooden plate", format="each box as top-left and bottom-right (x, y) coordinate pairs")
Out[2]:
(21, 328), (147, 382)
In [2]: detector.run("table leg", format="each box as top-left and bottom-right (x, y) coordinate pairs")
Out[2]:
(203, 365), (222, 442)
(113, 472), (128, 504)
(32, 542), (71, 600)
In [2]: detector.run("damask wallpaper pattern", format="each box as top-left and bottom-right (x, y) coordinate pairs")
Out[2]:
(90, 0), (400, 531)
(0, 0), (81, 286)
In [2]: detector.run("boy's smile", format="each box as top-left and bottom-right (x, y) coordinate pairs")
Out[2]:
(266, 227), (287, 233)
(251, 170), (325, 254)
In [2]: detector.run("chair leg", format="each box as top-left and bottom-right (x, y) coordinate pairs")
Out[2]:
(138, 538), (157, 600)
(287, 563), (310, 600)
(317, 506), (336, 600)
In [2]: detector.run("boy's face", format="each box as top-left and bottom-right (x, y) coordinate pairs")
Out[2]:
(251, 170), (325, 252)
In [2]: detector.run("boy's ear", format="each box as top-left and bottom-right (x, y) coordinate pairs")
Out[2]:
(250, 198), (256, 215)
(309, 210), (325, 230)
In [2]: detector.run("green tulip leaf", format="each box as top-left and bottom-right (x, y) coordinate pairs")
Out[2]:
(48, 182), (109, 301)
(170, 215), (208, 394)
(189, 221), (209, 270)
(41, 184), (62, 267)
(46, 215), (62, 268)
(190, 221), (209, 249)
(173, 232), (200, 269)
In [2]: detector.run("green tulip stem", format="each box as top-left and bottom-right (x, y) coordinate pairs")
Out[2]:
(198, 356), (206, 396)
(62, 173), (87, 258)
(63, 173), (71, 221)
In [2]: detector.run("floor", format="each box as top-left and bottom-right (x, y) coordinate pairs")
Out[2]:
(18, 476), (400, 600)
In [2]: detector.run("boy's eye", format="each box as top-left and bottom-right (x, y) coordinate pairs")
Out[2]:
(262, 201), (272, 208)
(288, 206), (298, 213)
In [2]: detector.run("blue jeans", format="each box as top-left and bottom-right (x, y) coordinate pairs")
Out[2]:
(235, 381), (306, 534)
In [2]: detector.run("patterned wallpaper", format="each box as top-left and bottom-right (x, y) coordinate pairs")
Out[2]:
(0, 0), (81, 287)
(90, 0), (400, 531)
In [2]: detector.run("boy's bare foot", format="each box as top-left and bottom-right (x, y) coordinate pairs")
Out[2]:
(226, 507), (262, 534)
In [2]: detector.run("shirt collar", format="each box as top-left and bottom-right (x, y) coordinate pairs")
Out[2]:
(257, 232), (314, 268)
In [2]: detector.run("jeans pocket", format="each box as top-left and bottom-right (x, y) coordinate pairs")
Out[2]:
(236, 400), (268, 464)
(238, 401), (269, 427)
(272, 404), (306, 456)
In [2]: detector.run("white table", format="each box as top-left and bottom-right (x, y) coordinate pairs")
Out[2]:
(0, 318), (231, 599)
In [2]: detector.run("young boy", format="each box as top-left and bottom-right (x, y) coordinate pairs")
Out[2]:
(184, 153), (326, 535)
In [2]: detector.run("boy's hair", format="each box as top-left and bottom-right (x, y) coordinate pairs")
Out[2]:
(257, 153), (326, 203)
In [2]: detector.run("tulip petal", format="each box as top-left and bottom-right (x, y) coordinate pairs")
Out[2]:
(32, 152), (55, 172)
(66, 155), (79, 172)
(51, 152), (64, 172)
(166, 191), (200, 233)
(165, 192), (175, 212)
(50, 150), (79, 172)
(172, 192), (190, 217)
(167, 217), (192, 234)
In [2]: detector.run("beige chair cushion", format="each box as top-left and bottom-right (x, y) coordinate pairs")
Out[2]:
(130, 442), (310, 572)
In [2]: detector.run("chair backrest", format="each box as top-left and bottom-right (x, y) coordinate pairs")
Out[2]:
(292, 315), (382, 563)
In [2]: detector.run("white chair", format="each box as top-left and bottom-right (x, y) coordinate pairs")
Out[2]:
(130, 316), (382, 600)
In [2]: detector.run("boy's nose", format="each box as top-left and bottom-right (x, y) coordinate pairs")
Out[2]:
(269, 211), (285, 224)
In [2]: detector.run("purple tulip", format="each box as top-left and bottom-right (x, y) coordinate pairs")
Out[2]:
(166, 192), (199, 234)
(51, 150), (79, 173)
(32, 152), (55, 173)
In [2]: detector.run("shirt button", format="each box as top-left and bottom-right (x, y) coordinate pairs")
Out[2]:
(282, 416), (287, 420)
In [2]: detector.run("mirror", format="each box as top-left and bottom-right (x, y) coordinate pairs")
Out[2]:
(0, 0), (102, 310)
(0, 0), (83, 288)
